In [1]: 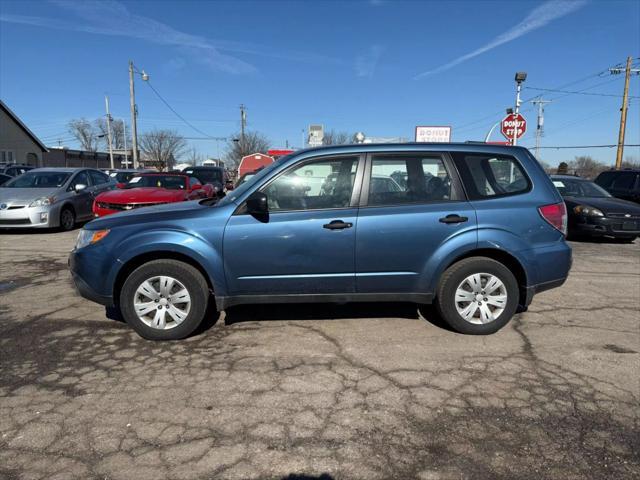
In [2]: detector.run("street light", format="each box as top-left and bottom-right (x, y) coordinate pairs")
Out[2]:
(512, 71), (527, 145)
(128, 60), (149, 169)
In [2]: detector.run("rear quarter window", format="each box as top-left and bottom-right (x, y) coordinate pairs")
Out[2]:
(451, 153), (531, 200)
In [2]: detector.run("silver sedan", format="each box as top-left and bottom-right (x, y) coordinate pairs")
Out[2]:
(0, 168), (114, 230)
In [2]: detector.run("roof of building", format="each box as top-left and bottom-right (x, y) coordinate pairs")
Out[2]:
(0, 100), (48, 153)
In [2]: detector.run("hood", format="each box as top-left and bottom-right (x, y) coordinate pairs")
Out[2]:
(87, 199), (218, 230)
(0, 187), (60, 205)
(564, 196), (640, 216)
(96, 187), (184, 204)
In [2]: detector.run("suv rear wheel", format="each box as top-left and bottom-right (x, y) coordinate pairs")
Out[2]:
(120, 259), (209, 340)
(436, 257), (519, 334)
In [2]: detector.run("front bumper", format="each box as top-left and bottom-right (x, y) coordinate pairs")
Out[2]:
(69, 248), (115, 306)
(0, 203), (60, 228)
(571, 215), (640, 238)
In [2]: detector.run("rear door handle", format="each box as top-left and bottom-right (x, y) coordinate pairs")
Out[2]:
(439, 214), (468, 224)
(323, 220), (353, 230)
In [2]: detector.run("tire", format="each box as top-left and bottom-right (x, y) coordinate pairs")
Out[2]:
(120, 259), (210, 340)
(436, 257), (519, 335)
(59, 207), (76, 231)
(616, 236), (637, 243)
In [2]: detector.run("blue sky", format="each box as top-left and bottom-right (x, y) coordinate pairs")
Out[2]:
(0, 0), (638, 166)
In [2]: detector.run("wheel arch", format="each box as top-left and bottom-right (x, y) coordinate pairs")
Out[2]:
(439, 248), (529, 307)
(113, 251), (214, 306)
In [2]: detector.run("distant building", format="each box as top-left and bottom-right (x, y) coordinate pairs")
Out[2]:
(43, 147), (128, 169)
(0, 99), (48, 166)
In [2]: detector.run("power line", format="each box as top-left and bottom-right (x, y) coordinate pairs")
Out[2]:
(526, 86), (638, 98)
(143, 80), (222, 139)
(453, 61), (629, 134)
(536, 144), (640, 150)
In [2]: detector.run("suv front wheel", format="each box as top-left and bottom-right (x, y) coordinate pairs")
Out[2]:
(120, 259), (209, 340)
(436, 257), (519, 335)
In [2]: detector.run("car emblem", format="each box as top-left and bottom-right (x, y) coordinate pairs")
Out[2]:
(0, 204), (7, 210)
(625, 213), (631, 218)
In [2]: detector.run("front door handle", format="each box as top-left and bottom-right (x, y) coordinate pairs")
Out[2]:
(439, 214), (468, 224)
(323, 220), (353, 230)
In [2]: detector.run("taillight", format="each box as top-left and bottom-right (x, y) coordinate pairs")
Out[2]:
(538, 202), (567, 236)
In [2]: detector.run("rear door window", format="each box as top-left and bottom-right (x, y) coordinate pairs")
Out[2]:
(367, 155), (452, 206)
(452, 153), (530, 200)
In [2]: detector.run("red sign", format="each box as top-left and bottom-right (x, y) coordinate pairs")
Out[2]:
(501, 113), (526, 141)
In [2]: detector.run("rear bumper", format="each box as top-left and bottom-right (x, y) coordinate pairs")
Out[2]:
(523, 277), (567, 306)
(520, 240), (572, 306)
(571, 216), (640, 238)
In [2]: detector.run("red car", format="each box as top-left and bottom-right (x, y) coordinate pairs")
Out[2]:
(93, 173), (214, 217)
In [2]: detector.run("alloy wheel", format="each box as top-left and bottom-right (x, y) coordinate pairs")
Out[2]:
(133, 275), (191, 330)
(454, 273), (507, 325)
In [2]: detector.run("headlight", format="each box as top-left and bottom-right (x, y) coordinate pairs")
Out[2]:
(29, 196), (55, 207)
(573, 205), (604, 217)
(75, 229), (110, 249)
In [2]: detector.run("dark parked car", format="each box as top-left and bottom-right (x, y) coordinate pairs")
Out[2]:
(70, 144), (571, 340)
(0, 173), (12, 186)
(0, 164), (35, 177)
(181, 166), (225, 194)
(594, 169), (640, 203)
(107, 169), (155, 185)
(552, 175), (640, 241)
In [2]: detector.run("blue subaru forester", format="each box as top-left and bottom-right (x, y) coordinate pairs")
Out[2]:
(70, 144), (571, 340)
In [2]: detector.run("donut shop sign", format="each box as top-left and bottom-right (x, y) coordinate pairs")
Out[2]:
(415, 126), (452, 143)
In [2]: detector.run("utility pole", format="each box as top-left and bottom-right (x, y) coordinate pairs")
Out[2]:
(104, 95), (115, 169)
(129, 60), (139, 169)
(531, 98), (552, 160)
(610, 56), (639, 169)
(239, 104), (246, 157)
(122, 120), (129, 168)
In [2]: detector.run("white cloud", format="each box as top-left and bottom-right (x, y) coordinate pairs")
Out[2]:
(1, 0), (343, 74)
(414, 0), (587, 79)
(355, 45), (383, 77)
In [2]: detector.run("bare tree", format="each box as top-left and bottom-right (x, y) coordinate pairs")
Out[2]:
(322, 130), (353, 145)
(568, 155), (606, 179)
(557, 162), (569, 175)
(139, 129), (187, 171)
(68, 118), (99, 151)
(621, 156), (640, 170)
(95, 118), (128, 150)
(186, 147), (203, 166)
(224, 131), (270, 168)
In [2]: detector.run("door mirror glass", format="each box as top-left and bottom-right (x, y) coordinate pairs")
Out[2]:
(74, 183), (87, 192)
(246, 191), (268, 215)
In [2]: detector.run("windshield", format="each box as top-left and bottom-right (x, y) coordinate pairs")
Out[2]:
(552, 178), (611, 198)
(3, 171), (71, 188)
(183, 169), (222, 184)
(126, 175), (187, 190)
(217, 159), (286, 207)
(110, 171), (138, 183)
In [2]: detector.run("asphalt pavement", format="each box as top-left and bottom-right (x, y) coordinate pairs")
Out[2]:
(0, 230), (638, 480)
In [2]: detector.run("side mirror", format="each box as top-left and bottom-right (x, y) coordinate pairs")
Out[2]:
(74, 183), (87, 193)
(246, 191), (268, 215)
(191, 183), (202, 191)
(116, 182), (126, 189)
